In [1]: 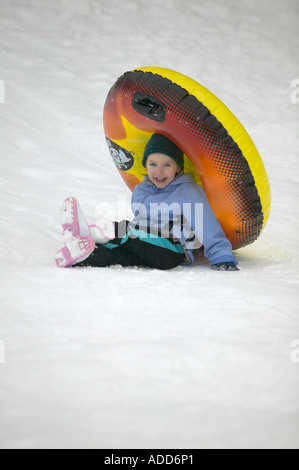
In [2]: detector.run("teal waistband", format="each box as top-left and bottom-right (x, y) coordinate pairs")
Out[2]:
(105, 226), (185, 255)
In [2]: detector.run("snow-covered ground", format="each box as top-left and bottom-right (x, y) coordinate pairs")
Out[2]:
(0, 0), (298, 449)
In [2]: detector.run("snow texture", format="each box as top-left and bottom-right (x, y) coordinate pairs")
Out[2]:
(0, 0), (299, 449)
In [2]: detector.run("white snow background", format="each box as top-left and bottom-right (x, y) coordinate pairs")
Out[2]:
(0, 0), (298, 449)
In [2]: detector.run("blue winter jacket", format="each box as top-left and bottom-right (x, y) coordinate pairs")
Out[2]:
(130, 172), (238, 266)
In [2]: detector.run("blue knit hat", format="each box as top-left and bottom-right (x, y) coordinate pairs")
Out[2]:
(142, 133), (184, 168)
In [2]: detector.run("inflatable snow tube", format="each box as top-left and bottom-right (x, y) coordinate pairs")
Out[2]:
(103, 66), (271, 249)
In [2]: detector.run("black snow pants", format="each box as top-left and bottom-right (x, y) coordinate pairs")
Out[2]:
(77, 221), (187, 271)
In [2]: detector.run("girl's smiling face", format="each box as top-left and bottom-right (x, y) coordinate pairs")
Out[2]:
(146, 153), (181, 188)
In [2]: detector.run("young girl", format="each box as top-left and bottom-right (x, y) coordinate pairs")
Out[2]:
(55, 133), (239, 271)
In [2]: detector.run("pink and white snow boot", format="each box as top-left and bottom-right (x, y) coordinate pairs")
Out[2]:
(55, 236), (95, 268)
(60, 197), (115, 244)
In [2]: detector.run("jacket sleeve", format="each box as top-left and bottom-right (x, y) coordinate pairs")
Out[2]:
(131, 183), (145, 216)
(185, 185), (238, 266)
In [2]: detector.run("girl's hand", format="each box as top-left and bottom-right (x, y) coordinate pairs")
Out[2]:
(211, 262), (239, 271)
